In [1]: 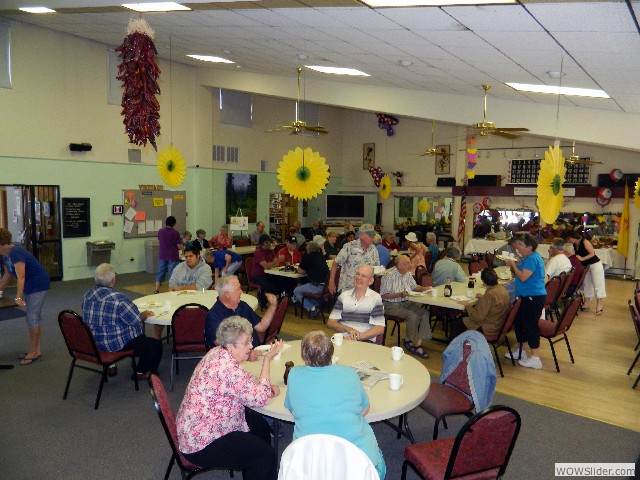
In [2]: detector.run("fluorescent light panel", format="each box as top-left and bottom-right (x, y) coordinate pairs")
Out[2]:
(187, 55), (234, 64)
(19, 7), (56, 13)
(506, 82), (610, 99)
(362, 0), (515, 6)
(305, 66), (370, 76)
(122, 3), (190, 12)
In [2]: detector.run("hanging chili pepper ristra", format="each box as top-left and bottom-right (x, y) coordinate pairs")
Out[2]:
(116, 18), (161, 150)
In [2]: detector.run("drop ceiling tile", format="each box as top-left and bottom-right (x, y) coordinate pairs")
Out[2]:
(377, 6), (465, 31)
(526, 2), (637, 33)
(275, 7), (349, 27)
(444, 4), (540, 32)
(554, 32), (640, 55)
(322, 7), (404, 29)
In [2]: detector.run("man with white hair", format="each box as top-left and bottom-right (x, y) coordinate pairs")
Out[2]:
(328, 223), (380, 294)
(545, 237), (572, 281)
(82, 263), (162, 379)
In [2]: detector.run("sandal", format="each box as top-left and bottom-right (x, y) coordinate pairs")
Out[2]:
(19, 356), (39, 366)
(404, 340), (429, 359)
(595, 307), (604, 316)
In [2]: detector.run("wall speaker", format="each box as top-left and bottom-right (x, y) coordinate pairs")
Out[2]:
(437, 177), (456, 187)
(468, 174), (501, 187)
(69, 143), (92, 152)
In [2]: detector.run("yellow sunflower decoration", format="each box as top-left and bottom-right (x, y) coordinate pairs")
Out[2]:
(379, 175), (392, 200)
(157, 145), (186, 187)
(537, 143), (566, 224)
(635, 178), (640, 208)
(278, 147), (330, 200)
(418, 199), (430, 214)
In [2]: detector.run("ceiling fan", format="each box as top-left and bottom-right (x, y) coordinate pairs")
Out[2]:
(474, 84), (529, 138)
(268, 67), (329, 135)
(410, 120), (454, 158)
(564, 141), (602, 165)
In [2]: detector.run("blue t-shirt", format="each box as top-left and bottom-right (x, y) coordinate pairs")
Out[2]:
(3, 246), (50, 294)
(284, 365), (386, 478)
(213, 249), (242, 269)
(205, 299), (261, 347)
(376, 244), (391, 268)
(515, 252), (546, 297)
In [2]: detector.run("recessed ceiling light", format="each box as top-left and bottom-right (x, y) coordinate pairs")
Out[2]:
(305, 66), (370, 76)
(222, 49), (232, 55)
(187, 55), (234, 64)
(398, 60), (413, 67)
(19, 7), (56, 13)
(546, 71), (564, 79)
(362, 0), (514, 6)
(506, 82), (609, 98)
(122, 3), (191, 12)
(297, 54), (308, 60)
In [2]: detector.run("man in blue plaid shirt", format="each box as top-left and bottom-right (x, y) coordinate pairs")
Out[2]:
(83, 263), (162, 379)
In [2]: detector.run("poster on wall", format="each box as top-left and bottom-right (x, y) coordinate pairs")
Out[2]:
(226, 173), (257, 223)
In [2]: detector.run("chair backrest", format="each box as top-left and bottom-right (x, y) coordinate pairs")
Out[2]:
(171, 303), (208, 350)
(414, 265), (427, 284)
(485, 251), (495, 268)
(58, 310), (101, 362)
(278, 434), (380, 480)
(445, 405), (521, 479)
(148, 375), (201, 470)
(235, 238), (250, 247)
(261, 296), (289, 345)
(423, 251), (432, 270)
(557, 268), (574, 300)
(468, 260), (486, 275)
(444, 341), (472, 396)
(628, 300), (640, 343)
(544, 276), (562, 307)
(421, 273), (433, 288)
(548, 295), (581, 337)
(572, 264), (590, 293)
(372, 275), (381, 293)
(245, 256), (256, 283)
(492, 298), (521, 343)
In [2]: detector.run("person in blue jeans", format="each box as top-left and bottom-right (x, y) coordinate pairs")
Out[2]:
(292, 242), (329, 319)
(154, 216), (182, 294)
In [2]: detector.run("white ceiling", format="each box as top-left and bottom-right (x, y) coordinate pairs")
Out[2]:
(1, 0), (640, 114)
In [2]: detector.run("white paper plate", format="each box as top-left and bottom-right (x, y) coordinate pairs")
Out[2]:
(254, 343), (292, 354)
(408, 290), (428, 297)
(449, 295), (469, 301)
(139, 301), (163, 308)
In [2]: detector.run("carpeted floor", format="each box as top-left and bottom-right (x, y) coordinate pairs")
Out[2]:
(0, 272), (638, 479)
(0, 307), (26, 322)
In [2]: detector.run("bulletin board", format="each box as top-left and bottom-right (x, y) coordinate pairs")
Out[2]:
(121, 189), (187, 239)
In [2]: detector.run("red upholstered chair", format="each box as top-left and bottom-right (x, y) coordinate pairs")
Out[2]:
(543, 276), (562, 321)
(244, 256), (262, 297)
(423, 252), (432, 273)
(170, 303), (208, 390)
(554, 268), (574, 315)
(468, 257), (487, 275)
(538, 295), (582, 372)
(385, 313), (403, 347)
(259, 296), (288, 345)
(148, 375), (234, 480)
(419, 342), (475, 440)
(626, 300), (640, 389)
(414, 265), (427, 284)
(485, 251), (495, 268)
(58, 310), (139, 410)
(401, 405), (522, 480)
(481, 298), (521, 378)
(235, 237), (250, 247)
(568, 264), (590, 302)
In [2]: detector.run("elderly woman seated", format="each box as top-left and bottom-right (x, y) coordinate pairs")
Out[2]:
(209, 224), (233, 250)
(176, 317), (283, 480)
(284, 331), (386, 479)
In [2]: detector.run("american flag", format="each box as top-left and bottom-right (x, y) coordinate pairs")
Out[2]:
(457, 188), (466, 248)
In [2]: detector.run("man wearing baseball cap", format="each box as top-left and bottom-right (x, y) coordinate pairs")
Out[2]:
(328, 223), (380, 295)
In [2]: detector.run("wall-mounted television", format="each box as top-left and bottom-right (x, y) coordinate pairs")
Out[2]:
(325, 194), (365, 221)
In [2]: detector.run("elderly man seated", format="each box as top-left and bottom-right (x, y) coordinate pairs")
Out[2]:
(327, 265), (385, 342)
(545, 237), (572, 281)
(82, 263), (162, 379)
(380, 255), (431, 359)
(205, 275), (276, 355)
(169, 245), (213, 292)
(431, 245), (467, 286)
(449, 268), (511, 340)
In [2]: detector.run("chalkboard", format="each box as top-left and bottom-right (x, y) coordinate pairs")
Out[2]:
(122, 189), (186, 239)
(507, 158), (591, 185)
(62, 197), (91, 238)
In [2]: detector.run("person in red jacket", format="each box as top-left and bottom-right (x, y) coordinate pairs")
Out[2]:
(277, 236), (302, 266)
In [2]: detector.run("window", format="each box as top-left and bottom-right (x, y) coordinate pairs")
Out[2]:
(219, 89), (252, 127)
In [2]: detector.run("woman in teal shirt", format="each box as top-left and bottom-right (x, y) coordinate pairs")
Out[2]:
(505, 234), (546, 370)
(284, 331), (386, 479)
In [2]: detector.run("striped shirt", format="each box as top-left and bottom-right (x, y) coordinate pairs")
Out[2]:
(329, 288), (385, 334)
(380, 267), (417, 303)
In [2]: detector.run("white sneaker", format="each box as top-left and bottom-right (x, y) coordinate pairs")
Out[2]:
(504, 349), (528, 361)
(518, 356), (543, 370)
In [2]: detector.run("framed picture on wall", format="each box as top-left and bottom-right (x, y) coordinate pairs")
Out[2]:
(363, 143), (375, 170)
(435, 145), (451, 175)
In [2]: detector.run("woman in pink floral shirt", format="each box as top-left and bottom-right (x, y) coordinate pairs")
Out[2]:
(176, 316), (283, 479)
(210, 224), (234, 250)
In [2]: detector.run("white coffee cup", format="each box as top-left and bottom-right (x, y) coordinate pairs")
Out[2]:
(389, 373), (404, 391)
(331, 333), (344, 346)
(391, 346), (404, 361)
(431, 289), (438, 297)
(231, 245), (236, 250)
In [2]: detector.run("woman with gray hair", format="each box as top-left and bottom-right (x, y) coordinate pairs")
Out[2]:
(209, 224), (233, 250)
(177, 316), (283, 479)
(425, 231), (440, 270)
(292, 242), (330, 319)
(284, 331), (386, 479)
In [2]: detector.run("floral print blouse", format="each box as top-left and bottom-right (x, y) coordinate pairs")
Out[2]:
(210, 233), (233, 250)
(176, 347), (272, 454)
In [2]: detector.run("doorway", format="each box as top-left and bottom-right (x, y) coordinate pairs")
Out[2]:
(0, 185), (62, 280)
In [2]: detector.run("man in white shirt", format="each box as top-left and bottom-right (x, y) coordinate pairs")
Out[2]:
(545, 238), (572, 281)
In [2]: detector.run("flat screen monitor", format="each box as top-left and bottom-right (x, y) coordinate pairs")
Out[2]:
(325, 194), (365, 220)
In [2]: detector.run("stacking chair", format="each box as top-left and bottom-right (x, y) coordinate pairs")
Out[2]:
(278, 434), (379, 480)
(414, 265), (427, 284)
(244, 256), (262, 297)
(401, 406), (521, 480)
(468, 255), (487, 275)
(554, 268), (574, 315)
(385, 313), (403, 347)
(538, 295), (581, 372)
(567, 264), (589, 301)
(543, 276), (562, 321)
(481, 298), (521, 377)
(235, 237), (250, 247)
(170, 303), (208, 390)
(485, 250), (495, 268)
(259, 296), (288, 345)
(58, 310), (138, 409)
(626, 300), (640, 389)
(148, 375), (234, 480)
(423, 252), (432, 274)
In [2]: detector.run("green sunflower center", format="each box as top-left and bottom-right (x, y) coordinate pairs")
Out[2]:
(551, 174), (561, 195)
(167, 159), (175, 172)
(296, 166), (311, 182)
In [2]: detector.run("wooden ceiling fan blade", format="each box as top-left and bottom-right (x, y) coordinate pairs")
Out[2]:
(301, 125), (329, 134)
(496, 127), (529, 132)
(492, 130), (521, 139)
